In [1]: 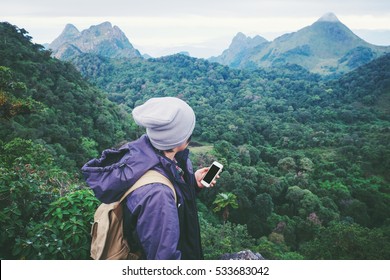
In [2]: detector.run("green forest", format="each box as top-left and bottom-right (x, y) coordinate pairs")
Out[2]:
(1, 22), (389, 260)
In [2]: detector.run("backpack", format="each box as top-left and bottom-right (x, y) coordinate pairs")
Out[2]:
(90, 170), (176, 260)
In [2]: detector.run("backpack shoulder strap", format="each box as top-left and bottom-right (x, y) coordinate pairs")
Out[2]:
(119, 170), (176, 203)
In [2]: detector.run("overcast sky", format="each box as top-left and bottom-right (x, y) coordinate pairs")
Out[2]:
(1, 0), (390, 58)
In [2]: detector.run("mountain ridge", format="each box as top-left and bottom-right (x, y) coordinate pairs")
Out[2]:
(49, 22), (142, 60)
(209, 32), (268, 67)
(210, 12), (390, 75)
(48, 13), (390, 76)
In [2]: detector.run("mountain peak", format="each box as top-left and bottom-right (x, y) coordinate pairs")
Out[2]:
(49, 24), (80, 50)
(49, 22), (141, 60)
(89, 21), (113, 32)
(230, 32), (267, 48)
(233, 32), (247, 41)
(209, 32), (268, 66)
(63, 24), (80, 35)
(97, 21), (112, 28)
(317, 12), (340, 23)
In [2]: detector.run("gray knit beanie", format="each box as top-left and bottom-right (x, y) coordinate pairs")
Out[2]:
(132, 97), (196, 150)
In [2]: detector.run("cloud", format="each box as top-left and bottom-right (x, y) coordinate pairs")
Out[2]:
(2, 0), (390, 17)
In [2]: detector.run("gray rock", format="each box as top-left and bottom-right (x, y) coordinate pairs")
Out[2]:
(220, 250), (265, 260)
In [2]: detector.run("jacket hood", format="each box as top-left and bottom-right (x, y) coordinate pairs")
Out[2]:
(81, 135), (162, 203)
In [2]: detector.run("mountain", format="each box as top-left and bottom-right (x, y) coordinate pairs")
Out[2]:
(210, 13), (390, 75)
(48, 22), (142, 60)
(209, 32), (268, 67)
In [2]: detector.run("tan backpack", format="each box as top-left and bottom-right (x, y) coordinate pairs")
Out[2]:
(90, 170), (176, 260)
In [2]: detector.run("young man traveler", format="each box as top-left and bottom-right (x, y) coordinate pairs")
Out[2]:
(84, 97), (216, 259)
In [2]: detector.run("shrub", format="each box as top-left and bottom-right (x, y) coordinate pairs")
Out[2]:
(13, 188), (99, 259)
(199, 215), (256, 260)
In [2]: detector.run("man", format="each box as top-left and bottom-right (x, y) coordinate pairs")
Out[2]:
(85, 97), (216, 259)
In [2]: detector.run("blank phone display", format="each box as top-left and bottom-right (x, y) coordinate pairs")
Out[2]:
(203, 164), (220, 183)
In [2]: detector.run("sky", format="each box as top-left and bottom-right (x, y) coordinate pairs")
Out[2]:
(1, 0), (390, 58)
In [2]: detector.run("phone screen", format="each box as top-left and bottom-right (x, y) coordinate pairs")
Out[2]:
(203, 164), (220, 184)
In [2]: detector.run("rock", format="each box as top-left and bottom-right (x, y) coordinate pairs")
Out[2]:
(219, 250), (265, 260)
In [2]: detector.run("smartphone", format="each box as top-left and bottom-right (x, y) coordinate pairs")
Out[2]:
(201, 161), (223, 188)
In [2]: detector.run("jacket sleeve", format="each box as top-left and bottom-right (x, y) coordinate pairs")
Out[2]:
(125, 183), (181, 260)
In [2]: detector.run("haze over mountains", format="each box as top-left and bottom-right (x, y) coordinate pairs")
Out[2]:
(48, 13), (390, 76)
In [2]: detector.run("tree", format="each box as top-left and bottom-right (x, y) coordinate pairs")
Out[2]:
(0, 66), (41, 119)
(81, 137), (99, 158)
(278, 157), (296, 173)
(213, 192), (239, 223)
(255, 193), (274, 221)
(300, 222), (390, 259)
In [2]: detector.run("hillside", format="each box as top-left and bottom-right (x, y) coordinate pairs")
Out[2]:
(0, 21), (141, 260)
(0, 22), (135, 168)
(211, 13), (390, 76)
(69, 50), (390, 255)
(70, 51), (390, 178)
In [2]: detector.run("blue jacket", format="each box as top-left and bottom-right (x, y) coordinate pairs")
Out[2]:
(82, 135), (203, 260)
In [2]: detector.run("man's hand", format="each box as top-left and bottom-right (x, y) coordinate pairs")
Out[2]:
(195, 167), (220, 188)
